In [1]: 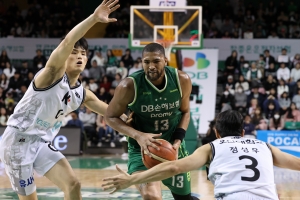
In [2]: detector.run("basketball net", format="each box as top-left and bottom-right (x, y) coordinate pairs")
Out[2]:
(156, 40), (175, 61)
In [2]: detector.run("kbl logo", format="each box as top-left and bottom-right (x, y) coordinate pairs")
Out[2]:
(183, 52), (210, 69)
(159, 1), (176, 6)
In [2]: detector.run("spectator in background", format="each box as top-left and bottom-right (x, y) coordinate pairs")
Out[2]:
(0, 73), (9, 90)
(224, 50), (238, 80)
(290, 63), (300, 87)
(279, 91), (291, 115)
(91, 50), (105, 67)
(116, 61), (128, 79)
(97, 87), (109, 103)
(264, 50), (276, 69)
(256, 54), (265, 77)
(24, 72), (34, 88)
(4, 92), (14, 108)
(235, 75), (249, 94)
(268, 30), (279, 39)
(121, 48), (134, 69)
(89, 60), (102, 82)
(66, 112), (85, 151)
(247, 86), (265, 107)
(8, 71), (23, 92)
(3, 62), (15, 79)
(246, 62), (262, 85)
(91, 50), (105, 76)
(0, 107), (8, 126)
(277, 62), (290, 82)
(219, 89), (235, 111)
(15, 85), (27, 103)
(265, 62), (277, 80)
(234, 85), (247, 114)
(111, 73), (122, 88)
(243, 115), (256, 138)
(0, 87), (5, 108)
(106, 49), (118, 75)
(96, 114), (115, 147)
(19, 60), (30, 80)
(277, 48), (290, 66)
(33, 49), (47, 72)
(88, 78), (98, 93)
(128, 61), (142, 75)
(277, 79), (289, 98)
(269, 111), (285, 130)
(284, 102), (300, 122)
(251, 107), (267, 130)
(223, 75), (235, 95)
(248, 98), (258, 116)
(99, 75), (111, 93)
(292, 88), (300, 109)
(79, 108), (97, 147)
(0, 50), (10, 70)
(291, 54), (300, 68)
(263, 75), (277, 95)
(239, 62), (249, 79)
(264, 100), (278, 119)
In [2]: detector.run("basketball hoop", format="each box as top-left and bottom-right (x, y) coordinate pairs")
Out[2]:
(156, 39), (176, 61)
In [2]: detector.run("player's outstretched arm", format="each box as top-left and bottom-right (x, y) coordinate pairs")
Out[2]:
(35, 0), (120, 87)
(270, 144), (300, 170)
(105, 78), (162, 155)
(83, 89), (127, 121)
(102, 144), (211, 193)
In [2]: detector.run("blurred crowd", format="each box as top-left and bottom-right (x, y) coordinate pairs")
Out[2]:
(219, 48), (300, 138)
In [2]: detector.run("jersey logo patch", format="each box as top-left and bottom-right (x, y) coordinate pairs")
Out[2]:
(75, 92), (80, 98)
(62, 91), (71, 105)
(55, 109), (64, 119)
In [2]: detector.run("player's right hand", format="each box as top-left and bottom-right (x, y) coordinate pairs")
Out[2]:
(93, 0), (120, 23)
(136, 133), (162, 157)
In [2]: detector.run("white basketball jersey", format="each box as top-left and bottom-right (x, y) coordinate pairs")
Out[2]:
(7, 70), (85, 141)
(208, 136), (278, 199)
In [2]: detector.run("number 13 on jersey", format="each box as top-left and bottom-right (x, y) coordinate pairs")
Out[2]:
(154, 119), (169, 131)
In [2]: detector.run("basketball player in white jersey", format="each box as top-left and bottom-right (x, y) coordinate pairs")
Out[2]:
(102, 110), (300, 200)
(0, 1), (121, 200)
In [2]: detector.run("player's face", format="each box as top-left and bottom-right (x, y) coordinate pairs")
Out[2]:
(142, 52), (167, 82)
(66, 47), (88, 73)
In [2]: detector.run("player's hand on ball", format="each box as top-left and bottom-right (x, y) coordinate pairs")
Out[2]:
(136, 133), (162, 157)
(93, 0), (120, 23)
(102, 164), (131, 194)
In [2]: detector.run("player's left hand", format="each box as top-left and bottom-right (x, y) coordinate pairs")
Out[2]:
(102, 164), (132, 194)
(93, 0), (120, 23)
(173, 139), (181, 160)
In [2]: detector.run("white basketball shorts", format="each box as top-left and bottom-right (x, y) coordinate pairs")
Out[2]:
(0, 127), (65, 196)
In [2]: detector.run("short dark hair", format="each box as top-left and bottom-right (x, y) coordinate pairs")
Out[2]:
(142, 43), (165, 57)
(215, 110), (244, 137)
(264, 49), (269, 53)
(60, 36), (88, 51)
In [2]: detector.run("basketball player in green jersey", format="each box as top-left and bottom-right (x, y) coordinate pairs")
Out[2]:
(105, 43), (199, 200)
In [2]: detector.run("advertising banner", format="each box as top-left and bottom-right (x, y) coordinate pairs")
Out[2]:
(257, 130), (300, 157)
(182, 49), (218, 134)
(0, 127), (81, 155)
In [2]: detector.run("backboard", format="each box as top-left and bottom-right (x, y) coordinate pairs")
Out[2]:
(129, 5), (203, 52)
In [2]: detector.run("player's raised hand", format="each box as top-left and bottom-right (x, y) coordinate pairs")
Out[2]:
(102, 164), (131, 193)
(93, 0), (120, 23)
(136, 133), (162, 157)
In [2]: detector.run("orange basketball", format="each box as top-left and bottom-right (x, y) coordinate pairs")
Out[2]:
(142, 139), (177, 169)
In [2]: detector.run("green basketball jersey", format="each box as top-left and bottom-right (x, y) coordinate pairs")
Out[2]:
(128, 66), (183, 149)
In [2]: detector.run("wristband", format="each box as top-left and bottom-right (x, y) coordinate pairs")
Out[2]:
(172, 128), (186, 142)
